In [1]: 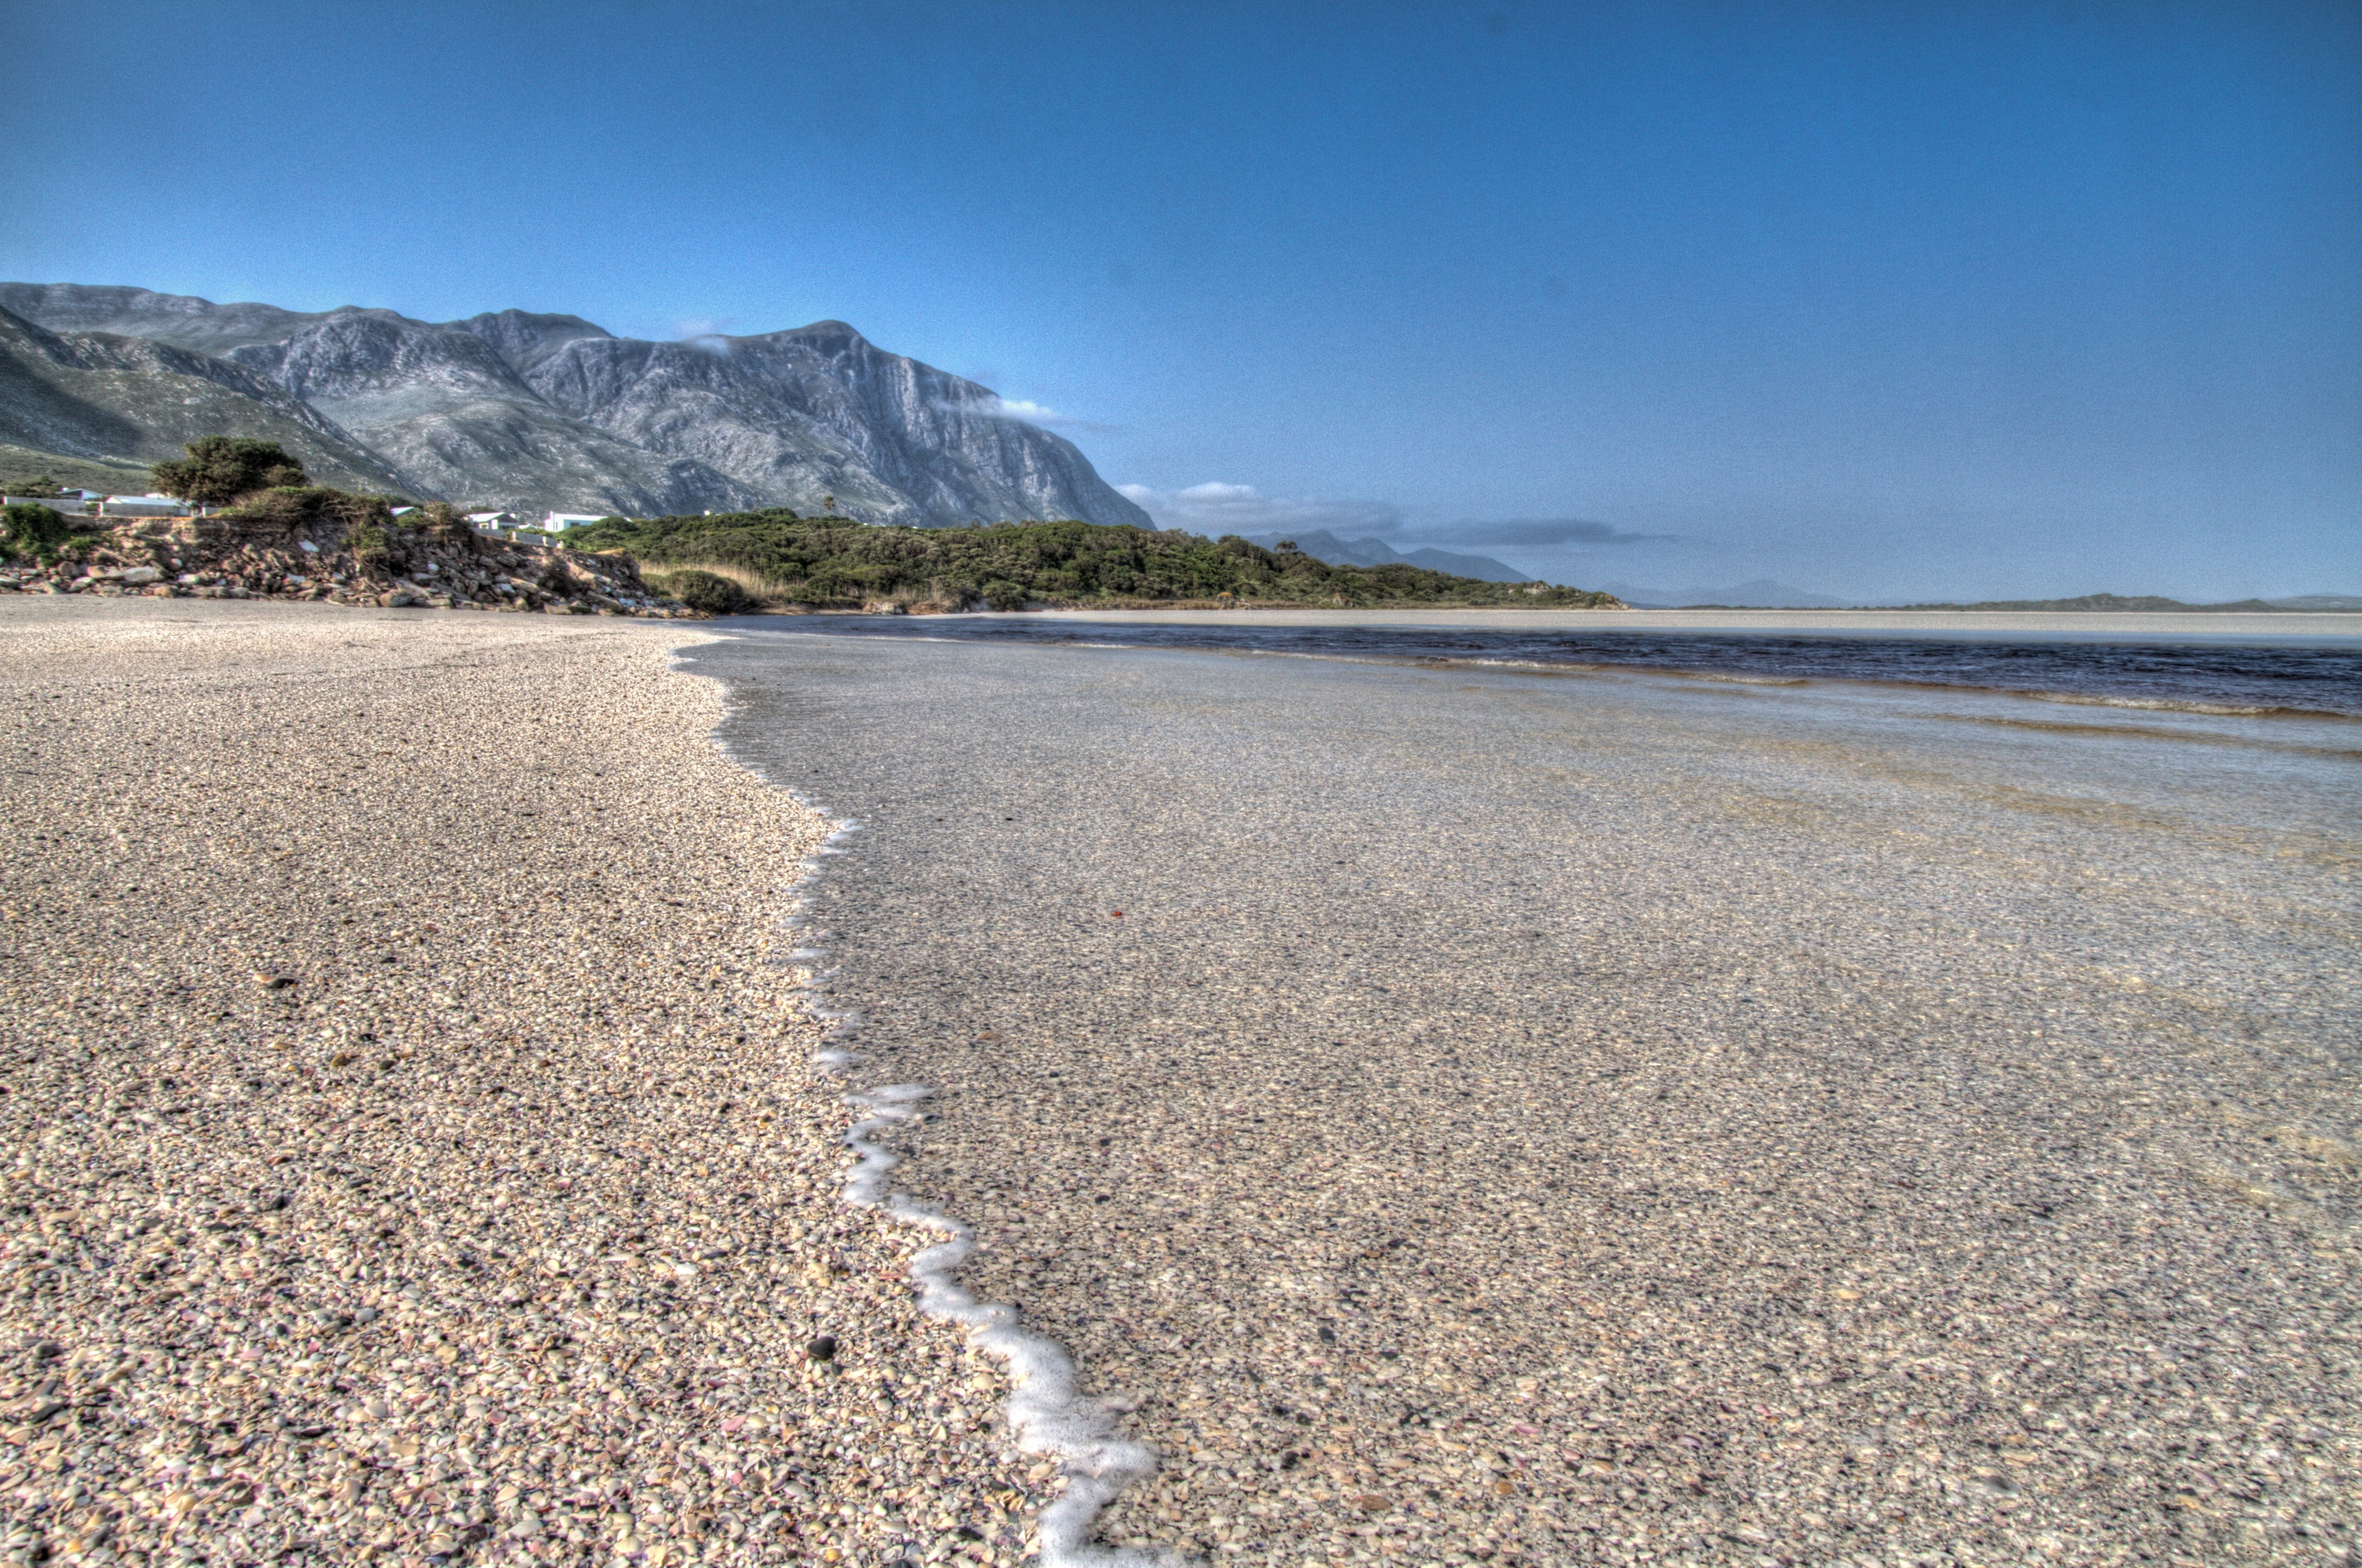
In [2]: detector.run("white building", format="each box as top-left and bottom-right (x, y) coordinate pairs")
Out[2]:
(542, 512), (606, 532)
(98, 494), (191, 518)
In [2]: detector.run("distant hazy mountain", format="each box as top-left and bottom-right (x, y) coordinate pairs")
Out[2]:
(1598, 579), (1850, 608)
(2270, 594), (2362, 610)
(1239, 529), (1532, 582)
(0, 283), (1150, 527)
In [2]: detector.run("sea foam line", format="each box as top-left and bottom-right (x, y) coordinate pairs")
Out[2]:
(683, 651), (1182, 1567)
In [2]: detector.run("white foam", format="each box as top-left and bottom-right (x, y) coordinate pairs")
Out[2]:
(672, 639), (1181, 1566)
(844, 1086), (1179, 1566)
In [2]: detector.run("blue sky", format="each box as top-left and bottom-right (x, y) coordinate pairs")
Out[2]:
(2, 0), (2356, 600)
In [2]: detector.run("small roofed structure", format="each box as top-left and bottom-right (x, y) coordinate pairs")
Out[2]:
(542, 512), (605, 532)
(98, 494), (192, 518)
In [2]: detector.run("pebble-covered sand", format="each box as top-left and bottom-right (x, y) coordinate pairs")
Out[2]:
(0, 599), (1053, 1566)
(705, 628), (2362, 1568)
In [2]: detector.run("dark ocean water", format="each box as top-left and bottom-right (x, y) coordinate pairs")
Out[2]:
(720, 615), (2362, 718)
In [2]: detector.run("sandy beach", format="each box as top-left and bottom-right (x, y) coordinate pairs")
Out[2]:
(6, 598), (2356, 1568)
(0, 599), (1047, 1566)
(704, 624), (2361, 1566)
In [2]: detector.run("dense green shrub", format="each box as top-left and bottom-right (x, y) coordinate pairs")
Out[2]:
(652, 568), (760, 615)
(2, 501), (74, 564)
(346, 523), (393, 570)
(218, 486), (391, 533)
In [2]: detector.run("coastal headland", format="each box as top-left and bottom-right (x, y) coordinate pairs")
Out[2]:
(0, 599), (1047, 1565)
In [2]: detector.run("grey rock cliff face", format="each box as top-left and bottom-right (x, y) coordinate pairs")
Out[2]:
(445, 310), (614, 379)
(0, 305), (409, 494)
(0, 283), (329, 358)
(0, 283), (1150, 527)
(521, 321), (1144, 528)
(219, 308), (754, 517)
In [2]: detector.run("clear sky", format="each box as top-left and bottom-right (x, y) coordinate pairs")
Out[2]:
(3, 0), (2356, 600)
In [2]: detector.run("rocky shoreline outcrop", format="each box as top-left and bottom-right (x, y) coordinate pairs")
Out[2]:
(0, 501), (701, 618)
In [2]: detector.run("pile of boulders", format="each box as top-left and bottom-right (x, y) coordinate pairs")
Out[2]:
(0, 503), (702, 618)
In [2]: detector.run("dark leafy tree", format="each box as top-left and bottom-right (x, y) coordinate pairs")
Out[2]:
(150, 438), (309, 507)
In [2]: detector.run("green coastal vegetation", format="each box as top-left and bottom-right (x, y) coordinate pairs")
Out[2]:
(566, 508), (1621, 611)
(15, 438), (1630, 611)
(1, 500), (94, 566)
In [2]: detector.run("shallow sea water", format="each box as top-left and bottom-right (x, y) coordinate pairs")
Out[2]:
(756, 614), (2362, 718)
(700, 627), (2360, 1565)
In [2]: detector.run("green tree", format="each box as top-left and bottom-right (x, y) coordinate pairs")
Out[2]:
(150, 438), (309, 507)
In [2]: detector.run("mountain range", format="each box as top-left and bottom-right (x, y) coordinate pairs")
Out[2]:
(0, 283), (1150, 528)
(1238, 529), (1532, 582)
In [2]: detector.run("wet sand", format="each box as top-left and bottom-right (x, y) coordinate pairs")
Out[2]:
(708, 628), (2361, 1567)
(1024, 608), (2362, 638)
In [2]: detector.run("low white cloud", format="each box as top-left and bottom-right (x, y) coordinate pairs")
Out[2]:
(1116, 481), (1405, 537)
(1446, 517), (1682, 547)
(942, 394), (1123, 434)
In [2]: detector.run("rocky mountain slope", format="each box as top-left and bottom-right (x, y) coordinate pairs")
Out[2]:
(0, 305), (407, 494)
(0, 283), (1151, 528)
